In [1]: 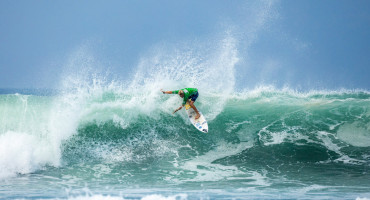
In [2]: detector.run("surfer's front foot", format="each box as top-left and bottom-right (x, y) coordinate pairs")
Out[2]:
(195, 113), (200, 120)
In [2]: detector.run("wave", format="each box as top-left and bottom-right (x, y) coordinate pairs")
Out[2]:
(0, 86), (369, 180)
(1, 33), (369, 182)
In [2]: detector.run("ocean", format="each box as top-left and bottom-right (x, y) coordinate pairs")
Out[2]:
(0, 85), (369, 199)
(0, 30), (369, 199)
(1, 0), (370, 198)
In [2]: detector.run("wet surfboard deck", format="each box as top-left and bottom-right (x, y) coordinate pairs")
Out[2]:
(185, 103), (208, 133)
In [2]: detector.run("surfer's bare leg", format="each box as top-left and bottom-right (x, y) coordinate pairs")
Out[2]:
(189, 100), (200, 119)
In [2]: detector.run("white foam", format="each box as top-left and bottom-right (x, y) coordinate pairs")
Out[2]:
(0, 131), (58, 179)
(337, 122), (370, 147)
(172, 140), (269, 186)
(67, 194), (125, 200)
(225, 120), (251, 133)
(296, 184), (328, 194)
(141, 194), (187, 200)
(235, 85), (370, 101)
(317, 131), (364, 164)
(65, 193), (187, 200)
(258, 116), (308, 146)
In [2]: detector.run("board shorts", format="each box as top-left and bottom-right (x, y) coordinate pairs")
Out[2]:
(189, 92), (199, 102)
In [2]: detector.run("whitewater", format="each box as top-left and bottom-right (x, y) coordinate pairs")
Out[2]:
(0, 34), (369, 199)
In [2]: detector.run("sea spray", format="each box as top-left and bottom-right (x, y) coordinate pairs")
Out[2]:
(130, 35), (239, 121)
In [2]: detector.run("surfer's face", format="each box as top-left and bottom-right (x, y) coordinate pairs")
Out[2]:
(179, 91), (184, 98)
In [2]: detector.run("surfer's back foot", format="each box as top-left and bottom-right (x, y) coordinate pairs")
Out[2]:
(195, 113), (200, 120)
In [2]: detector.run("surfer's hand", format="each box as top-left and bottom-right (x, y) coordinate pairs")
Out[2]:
(160, 89), (164, 94)
(173, 106), (182, 114)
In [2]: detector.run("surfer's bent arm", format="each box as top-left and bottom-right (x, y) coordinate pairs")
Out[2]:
(173, 106), (183, 114)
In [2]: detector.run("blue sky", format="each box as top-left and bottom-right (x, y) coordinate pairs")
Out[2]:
(0, 0), (369, 90)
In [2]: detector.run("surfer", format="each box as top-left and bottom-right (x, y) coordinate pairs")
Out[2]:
(161, 88), (201, 119)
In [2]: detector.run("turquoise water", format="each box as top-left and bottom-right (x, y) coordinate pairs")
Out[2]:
(0, 87), (369, 199)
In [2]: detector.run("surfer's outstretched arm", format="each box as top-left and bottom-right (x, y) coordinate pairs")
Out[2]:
(160, 89), (172, 94)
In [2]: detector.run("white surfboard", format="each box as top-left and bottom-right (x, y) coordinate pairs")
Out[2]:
(185, 103), (208, 133)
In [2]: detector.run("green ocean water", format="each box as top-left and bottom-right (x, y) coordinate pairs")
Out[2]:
(0, 88), (369, 199)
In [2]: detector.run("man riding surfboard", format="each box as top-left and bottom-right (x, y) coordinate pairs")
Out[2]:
(161, 88), (201, 120)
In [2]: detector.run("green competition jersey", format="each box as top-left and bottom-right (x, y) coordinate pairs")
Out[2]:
(172, 88), (198, 105)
